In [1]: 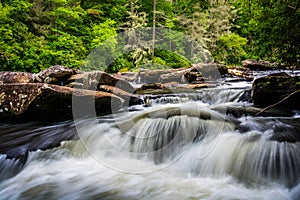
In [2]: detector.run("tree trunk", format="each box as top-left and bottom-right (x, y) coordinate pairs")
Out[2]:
(152, 0), (156, 59)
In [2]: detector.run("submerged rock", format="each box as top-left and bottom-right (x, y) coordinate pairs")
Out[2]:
(0, 83), (123, 122)
(251, 74), (300, 108)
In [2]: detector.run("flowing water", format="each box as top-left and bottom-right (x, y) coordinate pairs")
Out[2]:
(1, 79), (300, 199)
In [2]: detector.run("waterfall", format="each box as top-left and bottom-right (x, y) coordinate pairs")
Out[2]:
(0, 82), (299, 199)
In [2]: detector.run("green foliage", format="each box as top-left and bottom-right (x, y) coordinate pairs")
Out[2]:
(154, 49), (191, 69)
(107, 54), (134, 73)
(214, 33), (248, 65)
(1, 0), (299, 73)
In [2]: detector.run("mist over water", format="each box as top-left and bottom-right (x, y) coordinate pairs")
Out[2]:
(0, 82), (299, 200)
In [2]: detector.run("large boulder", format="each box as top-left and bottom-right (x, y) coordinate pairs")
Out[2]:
(37, 65), (82, 84)
(138, 69), (178, 83)
(0, 83), (123, 122)
(0, 72), (35, 83)
(242, 59), (278, 71)
(190, 63), (228, 78)
(251, 74), (300, 108)
(67, 71), (134, 93)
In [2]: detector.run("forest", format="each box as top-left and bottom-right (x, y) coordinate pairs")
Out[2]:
(0, 0), (299, 73)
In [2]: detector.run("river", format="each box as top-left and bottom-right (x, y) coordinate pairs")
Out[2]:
(1, 74), (300, 199)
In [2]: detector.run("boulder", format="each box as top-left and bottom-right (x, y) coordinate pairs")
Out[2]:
(98, 85), (143, 106)
(0, 72), (35, 83)
(138, 69), (177, 83)
(134, 83), (172, 95)
(227, 67), (253, 80)
(115, 72), (139, 82)
(159, 72), (186, 83)
(0, 83), (123, 122)
(184, 71), (206, 84)
(37, 65), (82, 84)
(190, 63), (228, 79)
(251, 75), (300, 108)
(67, 71), (134, 93)
(242, 59), (276, 71)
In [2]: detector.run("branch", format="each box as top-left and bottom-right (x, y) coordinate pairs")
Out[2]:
(254, 89), (300, 116)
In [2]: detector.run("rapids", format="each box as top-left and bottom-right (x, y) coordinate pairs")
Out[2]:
(1, 79), (300, 199)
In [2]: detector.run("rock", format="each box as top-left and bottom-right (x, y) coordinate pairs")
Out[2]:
(140, 83), (166, 90)
(65, 82), (84, 88)
(190, 63), (228, 79)
(227, 67), (254, 80)
(134, 83), (172, 95)
(38, 65), (79, 79)
(242, 59), (275, 71)
(68, 71), (134, 93)
(268, 72), (290, 77)
(116, 72), (139, 82)
(251, 75), (300, 108)
(138, 69), (177, 83)
(37, 65), (82, 85)
(98, 85), (143, 106)
(44, 76), (60, 85)
(0, 72), (35, 83)
(184, 71), (204, 83)
(159, 72), (185, 83)
(0, 83), (123, 122)
(178, 83), (217, 90)
(238, 89), (252, 103)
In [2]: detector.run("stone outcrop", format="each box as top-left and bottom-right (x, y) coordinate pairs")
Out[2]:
(251, 73), (300, 108)
(0, 83), (123, 122)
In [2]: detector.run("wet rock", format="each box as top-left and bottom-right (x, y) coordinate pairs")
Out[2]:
(140, 83), (166, 90)
(184, 71), (205, 83)
(251, 75), (300, 108)
(238, 89), (252, 103)
(268, 72), (290, 77)
(0, 72), (35, 83)
(178, 83), (217, 90)
(68, 71), (134, 93)
(0, 83), (123, 122)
